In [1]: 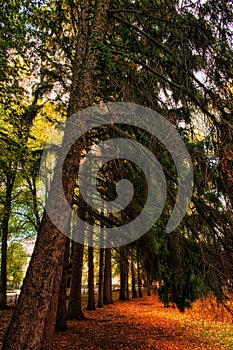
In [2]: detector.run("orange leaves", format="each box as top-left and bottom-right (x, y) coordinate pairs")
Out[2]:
(51, 296), (230, 349)
(1, 295), (232, 349)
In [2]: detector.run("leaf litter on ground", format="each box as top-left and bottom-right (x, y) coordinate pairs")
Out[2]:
(1, 294), (233, 349)
(52, 295), (233, 349)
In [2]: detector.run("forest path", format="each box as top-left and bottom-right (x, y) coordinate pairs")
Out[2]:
(52, 295), (229, 350)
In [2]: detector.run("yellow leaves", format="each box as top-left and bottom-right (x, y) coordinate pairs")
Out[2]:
(226, 81), (233, 95)
(187, 202), (196, 215)
(28, 101), (65, 150)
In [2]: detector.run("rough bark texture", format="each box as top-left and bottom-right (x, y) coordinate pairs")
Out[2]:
(2, 213), (67, 350)
(55, 237), (70, 331)
(103, 248), (112, 305)
(97, 247), (105, 308)
(2, 1), (111, 348)
(0, 174), (15, 309)
(87, 244), (96, 310)
(131, 258), (137, 299)
(67, 0), (111, 116)
(119, 249), (129, 301)
(67, 182), (87, 320)
(137, 249), (143, 298)
(67, 241), (85, 320)
(67, 240), (85, 321)
(126, 269), (129, 300)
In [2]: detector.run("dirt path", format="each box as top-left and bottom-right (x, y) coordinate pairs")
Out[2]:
(52, 296), (227, 350)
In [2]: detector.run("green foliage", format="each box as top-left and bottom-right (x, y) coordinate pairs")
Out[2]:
(158, 233), (209, 312)
(0, 0), (232, 313)
(6, 242), (28, 287)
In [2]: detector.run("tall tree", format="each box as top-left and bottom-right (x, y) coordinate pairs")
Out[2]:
(97, 247), (105, 308)
(3, 1), (111, 348)
(136, 247), (143, 298)
(119, 248), (129, 300)
(2, 1), (233, 347)
(55, 236), (70, 331)
(67, 239), (85, 320)
(131, 257), (137, 299)
(0, 172), (15, 308)
(103, 248), (113, 305)
(86, 243), (96, 310)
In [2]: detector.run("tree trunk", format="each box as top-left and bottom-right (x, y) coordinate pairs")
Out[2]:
(137, 249), (143, 298)
(131, 258), (137, 299)
(97, 247), (105, 308)
(26, 175), (41, 231)
(126, 265), (129, 300)
(67, 208), (86, 321)
(87, 244), (96, 310)
(3, 1), (111, 348)
(68, 140), (89, 318)
(67, 241), (85, 320)
(119, 254), (125, 300)
(119, 249), (129, 300)
(55, 236), (70, 331)
(0, 174), (15, 309)
(2, 212), (67, 350)
(103, 248), (112, 304)
(147, 273), (151, 296)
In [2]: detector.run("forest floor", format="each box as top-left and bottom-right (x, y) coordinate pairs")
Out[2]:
(52, 293), (233, 350)
(1, 293), (233, 349)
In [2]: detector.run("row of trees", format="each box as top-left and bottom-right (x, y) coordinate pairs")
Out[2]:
(1, 0), (232, 349)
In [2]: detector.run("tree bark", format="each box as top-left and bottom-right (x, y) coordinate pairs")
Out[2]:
(55, 236), (70, 331)
(97, 247), (105, 308)
(0, 174), (15, 309)
(2, 212), (67, 350)
(119, 248), (129, 300)
(147, 272), (151, 297)
(67, 208), (86, 321)
(67, 241), (85, 320)
(3, 1), (111, 348)
(103, 248), (112, 304)
(131, 258), (137, 299)
(137, 248), (143, 298)
(86, 243), (96, 310)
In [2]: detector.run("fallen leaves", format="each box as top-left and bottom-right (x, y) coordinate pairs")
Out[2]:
(1, 295), (232, 349)
(52, 296), (230, 349)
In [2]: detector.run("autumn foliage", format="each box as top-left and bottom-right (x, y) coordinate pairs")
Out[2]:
(1, 293), (233, 349)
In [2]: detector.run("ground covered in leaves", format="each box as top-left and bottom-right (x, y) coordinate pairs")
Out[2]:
(1, 294), (233, 349)
(52, 295), (233, 349)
